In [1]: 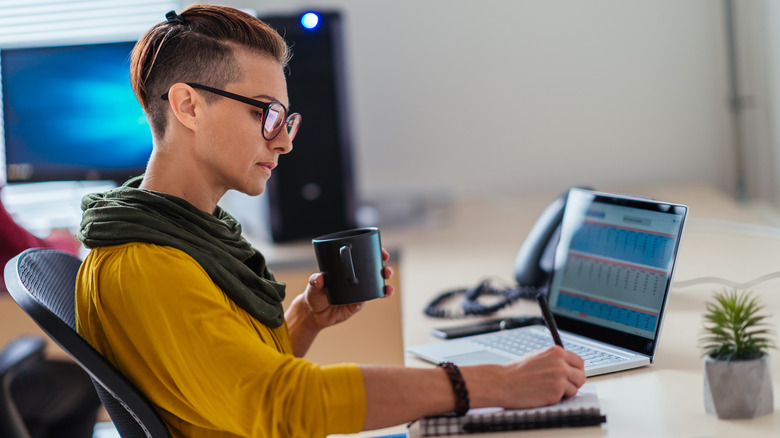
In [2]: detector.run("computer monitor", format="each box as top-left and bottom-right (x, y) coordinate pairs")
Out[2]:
(1, 41), (151, 184)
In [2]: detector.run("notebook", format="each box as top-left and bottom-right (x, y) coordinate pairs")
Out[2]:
(409, 383), (605, 436)
(407, 188), (688, 376)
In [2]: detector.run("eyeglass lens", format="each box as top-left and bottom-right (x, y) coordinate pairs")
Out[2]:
(264, 103), (301, 141)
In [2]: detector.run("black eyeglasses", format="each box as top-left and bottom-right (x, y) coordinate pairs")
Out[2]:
(161, 83), (301, 141)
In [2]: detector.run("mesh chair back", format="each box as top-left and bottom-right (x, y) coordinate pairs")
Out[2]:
(3, 249), (172, 438)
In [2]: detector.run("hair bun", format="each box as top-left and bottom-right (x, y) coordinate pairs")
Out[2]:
(165, 10), (186, 25)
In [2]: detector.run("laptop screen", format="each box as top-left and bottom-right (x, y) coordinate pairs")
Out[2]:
(548, 188), (687, 356)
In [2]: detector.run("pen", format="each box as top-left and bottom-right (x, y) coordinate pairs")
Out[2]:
(536, 293), (564, 348)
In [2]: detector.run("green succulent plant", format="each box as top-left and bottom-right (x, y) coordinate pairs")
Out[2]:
(699, 289), (775, 361)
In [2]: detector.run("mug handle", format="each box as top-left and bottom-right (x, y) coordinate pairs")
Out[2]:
(339, 244), (359, 286)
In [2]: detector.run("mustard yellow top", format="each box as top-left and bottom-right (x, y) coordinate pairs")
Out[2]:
(75, 242), (366, 438)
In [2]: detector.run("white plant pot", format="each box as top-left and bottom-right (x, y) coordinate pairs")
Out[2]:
(703, 354), (774, 419)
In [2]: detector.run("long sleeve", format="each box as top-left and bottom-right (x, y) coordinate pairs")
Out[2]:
(76, 243), (366, 438)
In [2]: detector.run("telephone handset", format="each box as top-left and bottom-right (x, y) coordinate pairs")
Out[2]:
(513, 190), (567, 288)
(425, 188), (585, 321)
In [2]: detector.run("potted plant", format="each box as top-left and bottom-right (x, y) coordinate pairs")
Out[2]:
(699, 289), (775, 419)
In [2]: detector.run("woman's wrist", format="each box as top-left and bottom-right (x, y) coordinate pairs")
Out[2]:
(285, 294), (323, 357)
(437, 362), (470, 415)
(289, 294), (323, 332)
(456, 364), (506, 409)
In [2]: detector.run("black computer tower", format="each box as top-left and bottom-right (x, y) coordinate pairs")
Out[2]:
(260, 11), (357, 242)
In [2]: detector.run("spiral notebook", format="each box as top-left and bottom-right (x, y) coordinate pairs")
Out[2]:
(409, 384), (605, 436)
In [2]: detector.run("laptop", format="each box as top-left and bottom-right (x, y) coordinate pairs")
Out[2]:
(407, 188), (688, 376)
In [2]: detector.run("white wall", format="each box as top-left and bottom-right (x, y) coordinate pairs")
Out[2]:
(195, 0), (733, 202)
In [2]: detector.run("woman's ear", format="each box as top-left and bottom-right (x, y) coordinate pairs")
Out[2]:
(165, 83), (199, 131)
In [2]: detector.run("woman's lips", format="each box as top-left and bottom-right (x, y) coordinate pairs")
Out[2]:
(258, 162), (276, 173)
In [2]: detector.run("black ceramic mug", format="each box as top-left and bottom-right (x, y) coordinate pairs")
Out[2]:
(312, 227), (386, 305)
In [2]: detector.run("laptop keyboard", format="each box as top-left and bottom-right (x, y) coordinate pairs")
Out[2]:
(471, 329), (627, 368)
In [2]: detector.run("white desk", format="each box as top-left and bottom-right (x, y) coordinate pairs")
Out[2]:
(351, 185), (780, 437)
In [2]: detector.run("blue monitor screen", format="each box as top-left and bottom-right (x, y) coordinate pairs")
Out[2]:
(1, 41), (151, 183)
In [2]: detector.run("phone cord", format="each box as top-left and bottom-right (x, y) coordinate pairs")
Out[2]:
(423, 280), (545, 318)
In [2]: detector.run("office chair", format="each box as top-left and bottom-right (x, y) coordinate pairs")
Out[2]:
(4, 248), (172, 438)
(0, 336), (46, 438)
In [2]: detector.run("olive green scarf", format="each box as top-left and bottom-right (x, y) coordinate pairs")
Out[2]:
(78, 177), (286, 328)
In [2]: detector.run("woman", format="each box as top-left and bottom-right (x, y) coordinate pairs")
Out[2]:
(75, 5), (586, 437)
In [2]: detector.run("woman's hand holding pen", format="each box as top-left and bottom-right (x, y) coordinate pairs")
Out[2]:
(461, 293), (584, 409)
(456, 346), (586, 412)
(361, 346), (585, 429)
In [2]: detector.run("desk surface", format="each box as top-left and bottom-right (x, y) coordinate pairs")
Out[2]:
(8, 184), (775, 437)
(338, 185), (780, 437)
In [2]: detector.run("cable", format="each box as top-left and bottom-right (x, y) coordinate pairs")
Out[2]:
(686, 218), (780, 240)
(424, 278), (544, 319)
(673, 270), (780, 290)
(672, 219), (780, 288)
(428, 269), (780, 319)
(428, 265), (780, 319)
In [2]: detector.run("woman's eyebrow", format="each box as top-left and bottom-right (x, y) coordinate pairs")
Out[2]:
(252, 94), (277, 101)
(252, 94), (291, 110)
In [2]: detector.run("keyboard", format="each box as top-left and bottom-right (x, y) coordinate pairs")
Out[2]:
(471, 328), (628, 368)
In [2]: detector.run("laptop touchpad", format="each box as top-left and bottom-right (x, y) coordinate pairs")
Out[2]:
(445, 351), (515, 366)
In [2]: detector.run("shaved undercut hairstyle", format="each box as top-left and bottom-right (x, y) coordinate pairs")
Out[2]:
(130, 4), (291, 138)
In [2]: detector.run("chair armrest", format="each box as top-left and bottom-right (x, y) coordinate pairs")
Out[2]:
(0, 336), (45, 438)
(0, 336), (46, 380)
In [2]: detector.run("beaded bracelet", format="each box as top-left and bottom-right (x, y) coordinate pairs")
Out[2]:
(437, 361), (470, 416)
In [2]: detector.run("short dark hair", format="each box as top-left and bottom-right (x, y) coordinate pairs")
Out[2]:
(130, 4), (291, 138)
